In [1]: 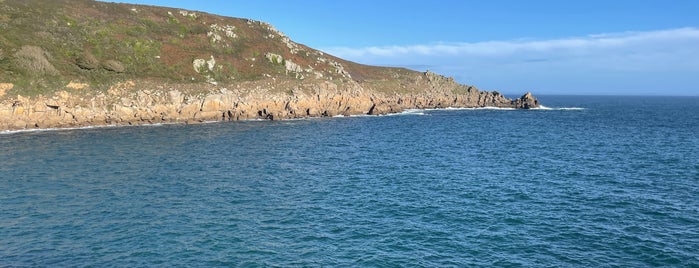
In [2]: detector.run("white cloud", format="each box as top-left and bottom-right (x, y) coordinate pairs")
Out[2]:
(321, 28), (699, 95)
(324, 28), (699, 59)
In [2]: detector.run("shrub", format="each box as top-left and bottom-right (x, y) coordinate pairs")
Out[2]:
(13, 45), (59, 76)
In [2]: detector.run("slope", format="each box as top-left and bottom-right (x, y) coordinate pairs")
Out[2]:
(0, 0), (539, 131)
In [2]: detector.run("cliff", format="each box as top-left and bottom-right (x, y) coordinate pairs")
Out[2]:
(0, 0), (539, 131)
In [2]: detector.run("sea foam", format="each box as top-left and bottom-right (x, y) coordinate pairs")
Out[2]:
(0, 125), (119, 135)
(532, 105), (585, 110)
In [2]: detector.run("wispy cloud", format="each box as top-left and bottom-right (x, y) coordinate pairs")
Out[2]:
(324, 28), (699, 59)
(322, 28), (699, 95)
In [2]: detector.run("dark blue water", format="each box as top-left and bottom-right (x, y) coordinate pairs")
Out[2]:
(1, 96), (698, 267)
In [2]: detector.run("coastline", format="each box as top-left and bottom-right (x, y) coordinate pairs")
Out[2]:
(0, 106), (533, 135)
(0, 76), (539, 133)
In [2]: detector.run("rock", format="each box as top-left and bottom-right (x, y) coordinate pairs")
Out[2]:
(179, 102), (200, 118)
(0, 78), (541, 131)
(103, 60), (125, 73)
(0, 83), (13, 97)
(76, 52), (99, 70)
(201, 94), (225, 112)
(168, 90), (184, 105)
(195, 111), (222, 120)
(12, 120), (27, 129)
(512, 92), (540, 109)
(13, 45), (59, 76)
(66, 81), (89, 90)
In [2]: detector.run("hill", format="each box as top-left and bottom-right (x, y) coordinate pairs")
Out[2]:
(0, 0), (539, 131)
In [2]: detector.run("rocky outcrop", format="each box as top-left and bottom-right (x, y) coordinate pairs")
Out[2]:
(512, 92), (540, 109)
(0, 72), (539, 131)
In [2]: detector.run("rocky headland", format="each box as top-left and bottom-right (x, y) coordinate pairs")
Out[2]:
(0, 0), (539, 132)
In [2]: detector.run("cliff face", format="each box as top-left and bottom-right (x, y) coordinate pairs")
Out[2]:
(0, 73), (537, 130)
(0, 0), (539, 131)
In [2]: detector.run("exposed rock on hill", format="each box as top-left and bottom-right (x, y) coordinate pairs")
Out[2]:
(0, 0), (539, 131)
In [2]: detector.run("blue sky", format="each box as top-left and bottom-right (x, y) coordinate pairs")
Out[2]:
(108, 0), (699, 96)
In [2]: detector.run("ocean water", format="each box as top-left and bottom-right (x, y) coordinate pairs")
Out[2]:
(1, 95), (698, 267)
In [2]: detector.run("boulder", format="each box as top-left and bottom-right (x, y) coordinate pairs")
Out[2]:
(76, 52), (99, 70)
(512, 92), (540, 109)
(103, 60), (125, 73)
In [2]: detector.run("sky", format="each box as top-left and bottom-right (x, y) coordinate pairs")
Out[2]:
(107, 0), (699, 96)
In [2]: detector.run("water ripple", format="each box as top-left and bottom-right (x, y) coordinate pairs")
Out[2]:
(1, 96), (698, 266)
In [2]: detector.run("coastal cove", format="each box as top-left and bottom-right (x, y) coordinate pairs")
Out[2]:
(1, 95), (698, 266)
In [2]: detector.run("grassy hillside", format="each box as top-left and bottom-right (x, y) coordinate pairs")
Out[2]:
(0, 0), (418, 97)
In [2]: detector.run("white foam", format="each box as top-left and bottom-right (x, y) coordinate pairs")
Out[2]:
(0, 122), (187, 135)
(426, 107), (516, 111)
(532, 105), (585, 111)
(347, 114), (373, 118)
(0, 124), (119, 135)
(378, 109), (426, 116)
(395, 109), (426, 116)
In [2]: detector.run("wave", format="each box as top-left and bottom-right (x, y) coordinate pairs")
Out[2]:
(344, 109), (427, 117)
(393, 109), (426, 116)
(0, 122), (180, 135)
(532, 105), (586, 111)
(0, 124), (120, 135)
(426, 107), (516, 111)
(433, 106), (585, 111)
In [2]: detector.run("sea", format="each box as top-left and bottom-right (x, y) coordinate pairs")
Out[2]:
(1, 95), (698, 267)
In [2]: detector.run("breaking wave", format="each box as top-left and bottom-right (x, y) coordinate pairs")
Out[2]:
(532, 105), (586, 110)
(0, 125), (117, 135)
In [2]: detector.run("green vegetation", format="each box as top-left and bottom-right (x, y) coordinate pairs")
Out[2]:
(0, 0), (425, 99)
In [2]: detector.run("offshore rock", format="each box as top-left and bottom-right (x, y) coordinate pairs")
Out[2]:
(512, 92), (540, 109)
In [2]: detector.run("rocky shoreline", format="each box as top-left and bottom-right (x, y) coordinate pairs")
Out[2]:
(0, 72), (539, 132)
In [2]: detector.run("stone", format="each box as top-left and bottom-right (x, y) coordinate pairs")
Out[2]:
(103, 60), (125, 73)
(12, 120), (27, 129)
(0, 83), (12, 97)
(13, 45), (59, 76)
(195, 111), (221, 120)
(512, 92), (540, 109)
(201, 94), (225, 112)
(76, 52), (99, 70)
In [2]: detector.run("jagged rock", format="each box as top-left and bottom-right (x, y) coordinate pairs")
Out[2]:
(201, 94), (225, 112)
(179, 102), (200, 118)
(512, 92), (540, 109)
(0, 79), (540, 131)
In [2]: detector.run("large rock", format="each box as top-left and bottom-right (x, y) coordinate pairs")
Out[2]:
(512, 92), (540, 109)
